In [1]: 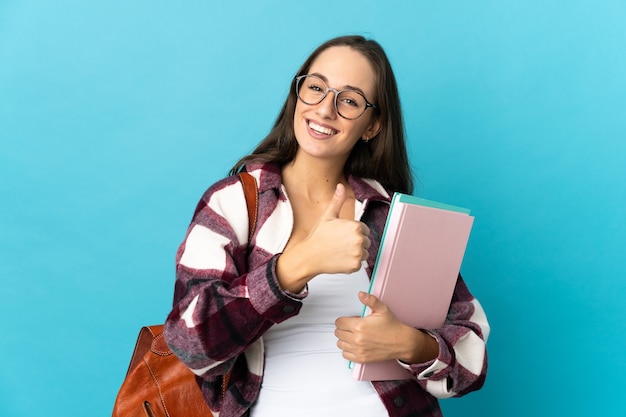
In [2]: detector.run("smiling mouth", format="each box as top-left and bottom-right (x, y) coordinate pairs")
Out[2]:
(308, 120), (337, 136)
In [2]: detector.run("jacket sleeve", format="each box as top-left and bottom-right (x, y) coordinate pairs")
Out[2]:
(163, 176), (304, 378)
(403, 275), (490, 398)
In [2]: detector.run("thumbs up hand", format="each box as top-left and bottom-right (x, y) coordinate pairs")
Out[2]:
(308, 183), (371, 274)
(275, 183), (371, 293)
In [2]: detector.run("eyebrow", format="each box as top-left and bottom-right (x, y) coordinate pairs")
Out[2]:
(309, 72), (367, 96)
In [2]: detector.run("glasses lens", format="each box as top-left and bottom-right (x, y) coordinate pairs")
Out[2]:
(297, 75), (327, 105)
(336, 91), (367, 119)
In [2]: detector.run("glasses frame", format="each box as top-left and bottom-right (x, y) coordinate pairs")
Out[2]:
(294, 74), (377, 120)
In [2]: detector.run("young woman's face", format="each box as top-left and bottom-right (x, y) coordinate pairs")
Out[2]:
(293, 46), (380, 166)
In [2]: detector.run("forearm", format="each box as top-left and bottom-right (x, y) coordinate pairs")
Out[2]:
(397, 326), (439, 364)
(275, 245), (315, 293)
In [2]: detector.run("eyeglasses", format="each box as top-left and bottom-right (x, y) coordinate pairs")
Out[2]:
(295, 74), (377, 120)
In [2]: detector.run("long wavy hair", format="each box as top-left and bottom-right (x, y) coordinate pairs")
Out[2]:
(230, 35), (413, 194)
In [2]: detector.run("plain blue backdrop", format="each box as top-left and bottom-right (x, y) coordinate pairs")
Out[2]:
(1, 1), (625, 416)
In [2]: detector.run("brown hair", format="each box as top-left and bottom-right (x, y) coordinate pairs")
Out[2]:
(230, 35), (413, 194)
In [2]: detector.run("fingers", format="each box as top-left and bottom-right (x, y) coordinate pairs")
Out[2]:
(334, 317), (379, 363)
(334, 295), (399, 363)
(361, 223), (371, 241)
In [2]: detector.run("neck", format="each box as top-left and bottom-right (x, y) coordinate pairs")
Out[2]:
(282, 155), (349, 202)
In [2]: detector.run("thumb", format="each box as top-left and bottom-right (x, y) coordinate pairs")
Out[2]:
(322, 183), (346, 220)
(358, 291), (385, 314)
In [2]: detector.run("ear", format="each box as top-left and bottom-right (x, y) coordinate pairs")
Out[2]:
(363, 116), (382, 141)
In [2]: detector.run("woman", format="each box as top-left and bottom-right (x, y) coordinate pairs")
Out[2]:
(164, 35), (489, 417)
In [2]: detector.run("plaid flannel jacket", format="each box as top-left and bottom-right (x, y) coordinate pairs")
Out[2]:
(164, 163), (489, 417)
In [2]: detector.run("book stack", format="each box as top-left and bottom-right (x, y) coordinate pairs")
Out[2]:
(351, 193), (474, 381)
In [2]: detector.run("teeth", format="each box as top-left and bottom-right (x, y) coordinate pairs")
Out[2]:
(309, 121), (336, 135)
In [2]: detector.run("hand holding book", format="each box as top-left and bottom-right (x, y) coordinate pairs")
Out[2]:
(335, 291), (439, 365)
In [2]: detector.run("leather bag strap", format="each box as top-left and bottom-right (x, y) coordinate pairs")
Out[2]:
(238, 172), (258, 240)
(126, 325), (164, 377)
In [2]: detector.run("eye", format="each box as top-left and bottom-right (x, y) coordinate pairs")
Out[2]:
(338, 92), (363, 108)
(341, 97), (358, 107)
(307, 82), (324, 93)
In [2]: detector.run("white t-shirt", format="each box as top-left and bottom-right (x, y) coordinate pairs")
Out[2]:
(250, 266), (389, 416)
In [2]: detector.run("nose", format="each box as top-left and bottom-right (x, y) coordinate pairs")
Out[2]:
(315, 89), (338, 119)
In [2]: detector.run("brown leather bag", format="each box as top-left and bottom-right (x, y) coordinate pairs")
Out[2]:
(112, 172), (258, 417)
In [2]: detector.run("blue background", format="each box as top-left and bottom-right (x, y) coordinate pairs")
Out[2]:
(1, 1), (625, 416)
